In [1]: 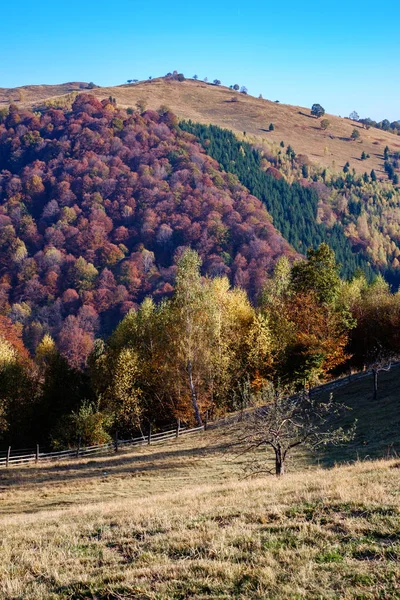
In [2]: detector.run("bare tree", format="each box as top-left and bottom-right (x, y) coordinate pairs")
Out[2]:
(230, 384), (355, 476)
(367, 347), (397, 401)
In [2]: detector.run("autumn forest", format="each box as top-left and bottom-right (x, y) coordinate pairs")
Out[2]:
(1, 94), (400, 450)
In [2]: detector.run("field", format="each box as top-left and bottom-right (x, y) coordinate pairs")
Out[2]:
(2, 78), (398, 177)
(1, 369), (400, 599)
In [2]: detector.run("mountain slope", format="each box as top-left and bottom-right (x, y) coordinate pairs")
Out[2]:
(0, 95), (295, 365)
(2, 77), (399, 178)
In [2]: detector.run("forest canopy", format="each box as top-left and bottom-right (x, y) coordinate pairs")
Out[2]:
(0, 95), (295, 367)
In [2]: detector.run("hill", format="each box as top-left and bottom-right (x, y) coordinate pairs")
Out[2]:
(2, 77), (399, 178)
(4, 78), (400, 279)
(1, 369), (400, 599)
(0, 94), (295, 364)
(0, 81), (89, 105)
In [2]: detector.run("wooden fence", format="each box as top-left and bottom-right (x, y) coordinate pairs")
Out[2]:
(2, 363), (398, 469)
(0, 422), (205, 468)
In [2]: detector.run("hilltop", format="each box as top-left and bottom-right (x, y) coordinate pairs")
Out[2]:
(2, 77), (399, 178)
(0, 81), (89, 105)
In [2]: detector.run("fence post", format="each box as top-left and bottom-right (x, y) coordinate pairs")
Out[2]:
(148, 424), (152, 445)
(35, 444), (39, 464)
(6, 446), (11, 468)
(76, 436), (81, 458)
(204, 410), (209, 431)
(176, 418), (180, 438)
(115, 431), (119, 453)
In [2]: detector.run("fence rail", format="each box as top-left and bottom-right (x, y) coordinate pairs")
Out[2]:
(0, 424), (204, 468)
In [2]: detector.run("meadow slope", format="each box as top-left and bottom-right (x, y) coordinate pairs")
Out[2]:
(1, 370), (400, 599)
(2, 77), (399, 177)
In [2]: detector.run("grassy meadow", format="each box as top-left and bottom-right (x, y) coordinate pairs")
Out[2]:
(1, 369), (400, 599)
(2, 78), (397, 177)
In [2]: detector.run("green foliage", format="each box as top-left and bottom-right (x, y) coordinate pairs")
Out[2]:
(311, 104), (325, 118)
(71, 257), (98, 292)
(291, 244), (341, 305)
(384, 146), (390, 160)
(51, 400), (112, 449)
(180, 121), (373, 279)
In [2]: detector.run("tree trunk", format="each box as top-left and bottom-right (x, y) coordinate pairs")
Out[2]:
(187, 359), (202, 426)
(373, 369), (378, 401)
(275, 448), (284, 476)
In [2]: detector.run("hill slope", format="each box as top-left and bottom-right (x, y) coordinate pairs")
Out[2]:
(1, 369), (400, 599)
(2, 77), (399, 177)
(0, 94), (295, 364)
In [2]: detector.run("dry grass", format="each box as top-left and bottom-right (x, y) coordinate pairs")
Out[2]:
(1, 368), (400, 599)
(1, 455), (400, 599)
(0, 82), (88, 105)
(2, 77), (398, 177)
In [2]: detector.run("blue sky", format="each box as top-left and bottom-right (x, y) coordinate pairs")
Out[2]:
(2, 0), (399, 121)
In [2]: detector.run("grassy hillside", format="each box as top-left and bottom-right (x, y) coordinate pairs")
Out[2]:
(1, 370), (400, 599)
(2, 77), (399, 177)
(0, 82), (88, 105)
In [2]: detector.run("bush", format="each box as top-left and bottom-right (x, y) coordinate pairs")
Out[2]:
(51, 400), (112, 450)
(320, 119), (330, 130)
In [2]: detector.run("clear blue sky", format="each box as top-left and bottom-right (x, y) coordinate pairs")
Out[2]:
(2, 0), (399, 121)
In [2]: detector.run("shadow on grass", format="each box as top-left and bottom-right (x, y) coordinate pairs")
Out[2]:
(298, 111), (316, 119)
(316, 369), (400, 468)
(0, 437), (230, 491)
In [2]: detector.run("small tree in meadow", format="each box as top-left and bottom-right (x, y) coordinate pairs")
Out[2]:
(320, 119), (330, 130)
(311, 104), (325, 118)
(230, 384), (355, 476)
(351, 128), (360, 141)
